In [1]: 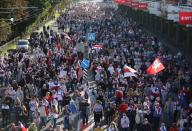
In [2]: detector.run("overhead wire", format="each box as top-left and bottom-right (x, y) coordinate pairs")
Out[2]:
(0, 9), (43, 32)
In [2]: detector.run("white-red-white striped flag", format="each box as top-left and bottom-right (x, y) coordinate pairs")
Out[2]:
(92, 44), (103, 50)
(63, 32), (72, 41)
(20, 123), (28, 131)
(123, 64), (137, 77)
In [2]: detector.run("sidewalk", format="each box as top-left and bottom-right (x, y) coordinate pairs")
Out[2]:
(0, 14), (60, 56)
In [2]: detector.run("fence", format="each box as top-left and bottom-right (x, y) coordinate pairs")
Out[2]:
(119, 5), (192, 62)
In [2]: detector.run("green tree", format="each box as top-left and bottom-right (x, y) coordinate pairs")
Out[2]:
(28, 0), (55, 9)
(0, 19), (11, 42)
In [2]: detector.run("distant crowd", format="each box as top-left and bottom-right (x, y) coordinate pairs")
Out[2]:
(0, 2), (192, 131)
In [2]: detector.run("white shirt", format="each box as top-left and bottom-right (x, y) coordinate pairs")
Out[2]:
(51, 112), (58, 119)
(16, 90), (24, 102)
(38, 106), (47, 117)
(2, 105), (9, 110)
(121, 116), (130, 128)
(42, 99), (49, 107)
(57, 90), (64, 101)
(108, 66), (114, 75)
(52, 98), (58, 107)
(29, 100), (38, 112)
(9, 89), (16, 100)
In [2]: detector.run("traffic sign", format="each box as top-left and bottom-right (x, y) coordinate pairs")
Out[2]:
(81, 59), (90, 69)
(87, 33), (96, 41)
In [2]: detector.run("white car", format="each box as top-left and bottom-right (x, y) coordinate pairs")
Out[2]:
(16, 39), (29, 50)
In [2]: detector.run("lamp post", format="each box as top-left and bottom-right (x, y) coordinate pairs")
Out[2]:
(10, 18), (14, 23)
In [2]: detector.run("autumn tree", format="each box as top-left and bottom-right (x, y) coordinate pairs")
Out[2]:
(0, 19), (11, 42)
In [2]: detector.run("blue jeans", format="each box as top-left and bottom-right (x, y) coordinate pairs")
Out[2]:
(63, 116), (69, 130)
(81, 112), (88, 124)
(40, 116), (47, 127)
(51, 117), (57, 128)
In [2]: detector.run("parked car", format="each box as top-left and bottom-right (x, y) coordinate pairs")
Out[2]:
(16, 39), (29, 50)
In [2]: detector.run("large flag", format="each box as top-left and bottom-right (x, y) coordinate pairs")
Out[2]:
(20, 123), (28, 131)
(119, 103), (128, 113)
(123, 65), (137, 77)
(92, 44), (103, 50)
(146, 58), (165, 75)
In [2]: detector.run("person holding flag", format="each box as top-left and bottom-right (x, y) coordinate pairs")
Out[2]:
(146, 58), (165, 75)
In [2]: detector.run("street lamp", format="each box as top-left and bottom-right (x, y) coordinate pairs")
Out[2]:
(10, 18), (14, 23)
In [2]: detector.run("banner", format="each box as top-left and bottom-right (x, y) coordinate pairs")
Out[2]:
(131, 1), (139, 9)
(115, 0), (132, 6)
(114, 0), (125, 4)
(179, 12), (192, 25)
(126, 0), (132, 6)
(138, 3), (148, 10)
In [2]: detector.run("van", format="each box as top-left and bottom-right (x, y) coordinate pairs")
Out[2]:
(16, 39), (29, 50)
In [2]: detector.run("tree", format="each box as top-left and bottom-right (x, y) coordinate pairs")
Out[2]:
(28, 0), (55, 9)
(0, 19), (11, 42)
(57, 0), (69, 10)
(6, 0), (29, 20)
(0, 0), (7, 8)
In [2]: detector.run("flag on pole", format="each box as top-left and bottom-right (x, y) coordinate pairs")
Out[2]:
(63, 32), (72, 41)
(146, 58), (165, 75)
(92, 44), (103, 50)
(123, 65), (137, 77)
(20, 123), (28, 131)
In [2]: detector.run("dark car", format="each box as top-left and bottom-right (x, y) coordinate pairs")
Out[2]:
(30, 32), (39, 39)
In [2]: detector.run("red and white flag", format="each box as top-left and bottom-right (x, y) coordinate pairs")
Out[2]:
(146, 58), (165, 75)
(92, 44), (103, 50)
(123, 65), (137, 77)
(20, 123), (28, 131)
(63, 32), (72, 41)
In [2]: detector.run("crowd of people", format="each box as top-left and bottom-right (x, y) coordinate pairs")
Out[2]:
(0, 1), (192, 131)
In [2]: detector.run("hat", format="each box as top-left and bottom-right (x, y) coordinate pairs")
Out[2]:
(144, 118), (148, 121)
